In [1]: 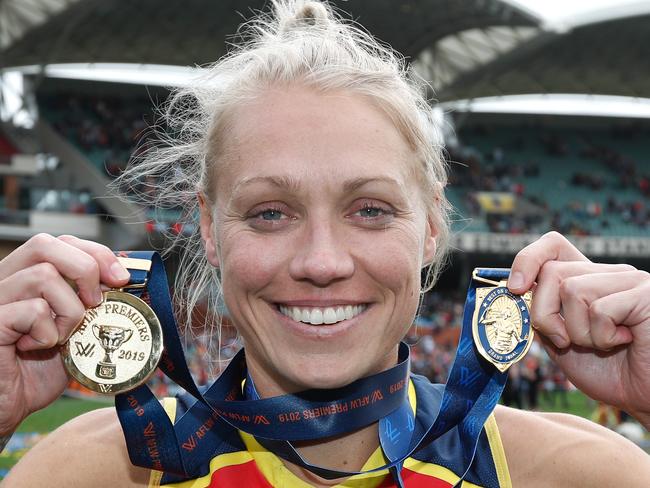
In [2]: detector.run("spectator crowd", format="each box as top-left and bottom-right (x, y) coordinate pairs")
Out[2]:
(449, 122), (650, 236)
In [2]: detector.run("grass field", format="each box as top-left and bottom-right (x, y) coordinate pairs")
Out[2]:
(14, 397), (113, 434)
(0, 397), (112, 479)
(0, 391), (597, 479)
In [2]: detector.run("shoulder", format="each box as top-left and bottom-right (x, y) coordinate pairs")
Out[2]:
(2, 407), (151, 487)
(494, 405), (650, 488)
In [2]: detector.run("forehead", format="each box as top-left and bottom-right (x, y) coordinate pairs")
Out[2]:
(215, 85), (417, 195)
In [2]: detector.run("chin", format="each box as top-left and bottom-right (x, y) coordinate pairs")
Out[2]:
(295, 371), (358, 390)
(279, 352), (377, 391)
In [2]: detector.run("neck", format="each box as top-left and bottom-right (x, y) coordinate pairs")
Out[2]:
(284, 424), (381, 487)
(244, 360), (400, 486)
(243, 347), (403, 485)
(245, 376), (384, 486)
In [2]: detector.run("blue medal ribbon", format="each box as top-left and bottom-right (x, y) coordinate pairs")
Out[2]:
(114, 253), (514, 487)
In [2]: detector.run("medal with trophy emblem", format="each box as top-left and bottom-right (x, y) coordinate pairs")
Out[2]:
(471, 269), (534, 373)
(62, 258), (163, 395)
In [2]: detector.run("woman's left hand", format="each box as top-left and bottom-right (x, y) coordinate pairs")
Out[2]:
(508, 231), (650, 427)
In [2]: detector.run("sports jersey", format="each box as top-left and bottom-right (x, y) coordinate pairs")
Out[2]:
(148, 375), (511, 488)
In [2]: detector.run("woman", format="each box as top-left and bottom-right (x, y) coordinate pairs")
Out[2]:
(1, 1), (650, 486)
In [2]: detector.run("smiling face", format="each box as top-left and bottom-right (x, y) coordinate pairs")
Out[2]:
(200, 85), (437, 396)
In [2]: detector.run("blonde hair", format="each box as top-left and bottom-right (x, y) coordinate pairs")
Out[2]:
(116, 0), (450, 352)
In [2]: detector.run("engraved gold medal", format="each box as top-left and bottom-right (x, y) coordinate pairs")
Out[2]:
(472, 272), (533, 373)
(62, 290), (163, 395)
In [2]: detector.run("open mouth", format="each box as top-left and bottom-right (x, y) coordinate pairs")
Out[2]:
(278, 304), (368, 325)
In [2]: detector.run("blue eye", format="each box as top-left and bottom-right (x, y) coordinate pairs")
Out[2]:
(358, 206), (383, 218)
(348, 201), (395, 227)
(356, 204), (390, 218)
(260, 209), (284, 220)
(246, 204), (293, 230)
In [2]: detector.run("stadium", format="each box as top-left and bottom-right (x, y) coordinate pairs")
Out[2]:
(1, 0), (649, 482)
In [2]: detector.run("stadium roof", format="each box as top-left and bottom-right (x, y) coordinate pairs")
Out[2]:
(0, 0), (80, 50)
(2, 0), (650, 105)
(437, 2), (650, 102)
(0, 0), (536, 68)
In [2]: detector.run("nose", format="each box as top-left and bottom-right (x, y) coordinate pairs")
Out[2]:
(288, 220), (354, 286)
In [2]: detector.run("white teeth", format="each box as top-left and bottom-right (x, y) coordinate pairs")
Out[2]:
(323, 308), (337, 324)
(279, 304), (366, 325)
(292, 308), (302, 322)
(344, 305), (354, 320)
(301, 309), (310, 323)
(310, 309), (324, 325)
(335, 307), (345, 322)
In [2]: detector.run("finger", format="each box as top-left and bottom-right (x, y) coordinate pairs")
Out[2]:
(0, 263), (86, 344)
(561, 269), (645, 349)
(590, 299), (634, 350)
(0, 299), (59, 351)
(0, 234), (108, 307)
(56, 235), (130, 285)
(558, 265), (636, 347)
(588, 277), (650, 349)
(508, 231), (588, 294)
(532, 262), (635, 348)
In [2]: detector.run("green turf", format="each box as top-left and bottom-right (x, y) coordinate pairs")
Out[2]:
(0, 396), (111, 479)
(15, 397), (112, 434)
(537, 390), (595, 419)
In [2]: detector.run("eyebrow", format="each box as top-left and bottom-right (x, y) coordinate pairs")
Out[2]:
(230, 175), (302, 197)
(341, 176), (405, 194)
(229, 175), (406, 201)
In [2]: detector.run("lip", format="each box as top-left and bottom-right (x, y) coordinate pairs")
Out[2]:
(270, 301), (371, 339)
(275, 299), (369, 307)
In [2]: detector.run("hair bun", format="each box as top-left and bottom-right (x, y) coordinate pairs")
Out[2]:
(277, 0), (331, 34)
(296, 1), (329, 23)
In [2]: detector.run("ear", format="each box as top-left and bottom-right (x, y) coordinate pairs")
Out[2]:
(198, 193), (220, 268)
(422, 214), (437, 266)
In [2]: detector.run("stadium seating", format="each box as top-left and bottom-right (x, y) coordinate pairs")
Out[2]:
(449, 123), (650, 237)
(37, 93), (152, 176)
(35, 92), (650, 238)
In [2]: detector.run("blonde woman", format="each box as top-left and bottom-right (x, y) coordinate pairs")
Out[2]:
(1, 2), (649, 487)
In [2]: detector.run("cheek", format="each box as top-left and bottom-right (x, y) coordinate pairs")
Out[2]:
(354, 223), (424, 298)
(218, 229), (288, 298)
(355, 227), (422, 349)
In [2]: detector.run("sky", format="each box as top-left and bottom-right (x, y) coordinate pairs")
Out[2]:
(506, 0), (649, 25)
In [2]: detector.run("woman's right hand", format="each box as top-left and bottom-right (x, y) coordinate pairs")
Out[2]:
(0, 234), (131, 436)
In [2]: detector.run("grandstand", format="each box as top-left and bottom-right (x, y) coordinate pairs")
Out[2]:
(448, 114), (650, 236)
(1, 0), (650, 478)
(444, 112), (650, 270)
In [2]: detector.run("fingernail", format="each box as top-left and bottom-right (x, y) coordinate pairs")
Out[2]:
(508, 271), (524, 290)
(549, 334), (569, 348)
(110, 262), (130, 281)
(93, 289), (103, 306)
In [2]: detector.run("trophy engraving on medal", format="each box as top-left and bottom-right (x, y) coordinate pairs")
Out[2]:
(92, 324), (134, 379)
(62, 289), (163, 395)
(471, 269), (534, 373)
(481, 297), (523, 355)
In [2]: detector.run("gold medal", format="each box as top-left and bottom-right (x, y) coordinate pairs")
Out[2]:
(62, 290), (163, 394)
(471, 270), (534, 372)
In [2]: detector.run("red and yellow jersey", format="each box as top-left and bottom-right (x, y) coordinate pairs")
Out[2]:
(149, 378), (511, 488)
